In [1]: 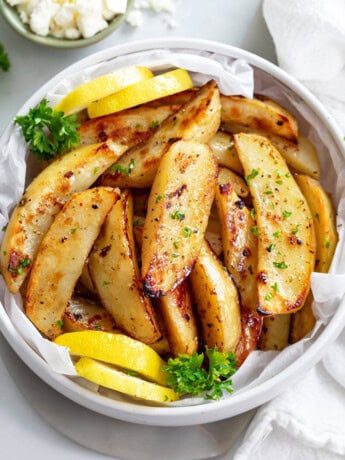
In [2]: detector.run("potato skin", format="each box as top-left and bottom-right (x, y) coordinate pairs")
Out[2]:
(99, 80), (221, 188)
(25, 187), (119, 339)
(0, 140), (127, 294)
(141, 140), (217, 297)
(189, 240), (242, 353)
(88, 189), (161, 344)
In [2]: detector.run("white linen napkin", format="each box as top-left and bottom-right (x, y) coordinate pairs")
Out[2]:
(234, 1), (345, 458)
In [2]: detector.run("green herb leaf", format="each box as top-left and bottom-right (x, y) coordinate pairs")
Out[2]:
(110, 159), (135, 176)
(15, 99), (80, 161)
(163, 346), (236, 400)
(273, 261), (288, 269)
(170, 210), (185, 221)
(182, 226), (192, 237)
(245, 168), (259, 184)
(0, 43), (10, 72)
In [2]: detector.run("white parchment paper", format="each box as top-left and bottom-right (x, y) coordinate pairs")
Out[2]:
(0, 48), (344, 406)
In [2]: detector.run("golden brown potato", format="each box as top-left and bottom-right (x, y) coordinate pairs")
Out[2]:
(258, 314), (291, 351)
(25, 187), (119, 339)
(63, 296), (118, 333)
(0, 140), (127, 294)
(99, 80), (221, 188)
(79, 105), (178, 147)
(233, 133), (316, 315)
(88, 189), (161, 344)
(290, 175), (338, 342)
(141, 140), (217, 297)
(220, 94), (298, 142)
(218, 166), (249, 198)
(189, 240), (242, 353)
(209, 131), (244, 175)
(215, 181), (258, 312)
(157, 280), (199, 357)
(235, 308), (263, 367)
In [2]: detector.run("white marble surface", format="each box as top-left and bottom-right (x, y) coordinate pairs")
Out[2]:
(0, 1), (276, 458)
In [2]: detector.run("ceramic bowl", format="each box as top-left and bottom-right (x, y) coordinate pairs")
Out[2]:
(0, 0), (132, 48)
(0, 38), (344, 427)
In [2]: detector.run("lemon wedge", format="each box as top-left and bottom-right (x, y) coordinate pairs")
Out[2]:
(54, 331), (167, 385)
(54, 66), (154, 115)
(87, 68), (193, 119)
(75, 357), (179, 403)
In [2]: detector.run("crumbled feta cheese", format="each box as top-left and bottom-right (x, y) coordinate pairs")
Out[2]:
(126, 10), (144, 28)
(5, 0), (128, 39)
(126, 0), (178, 28)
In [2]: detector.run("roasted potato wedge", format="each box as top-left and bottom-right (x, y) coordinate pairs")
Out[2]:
(290, 175), (338, 342)
(25, 187), (119, 339)
(215, 181), (258, 312)
(218, 166), (249, 198)
(99, 80), (221, 188)
(189, 240), (242, 353)
(234, 133), (316, 315)
(222, 121), (320, 179)
(157, 280), (198, 357)
(295, 174), (338, 273)
(258, 314), (291, 351)
(209, 131), (243, 175)
(63, 296), (118, 333)
(79, 105), (178, 147)
(88, 189), (161, 344)
(141, 140), (217, 297)
(235, 308), (263, 367)
(220, 94), (298, 142)
(0, 140), (127, 294)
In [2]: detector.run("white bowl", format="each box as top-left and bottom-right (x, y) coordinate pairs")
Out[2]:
(1, 38), (345, 427)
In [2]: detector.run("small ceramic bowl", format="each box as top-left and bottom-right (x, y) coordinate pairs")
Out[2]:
(0, 0), (133, 48)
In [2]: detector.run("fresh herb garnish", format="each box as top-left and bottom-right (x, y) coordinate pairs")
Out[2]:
(110, 159), (135, 176)
(15, 99), (80, 161)
(163, 346), (237, 400)
(170, 210), (185, 221)
(0, 43), (10, 72)
(245, 168), (259, 185)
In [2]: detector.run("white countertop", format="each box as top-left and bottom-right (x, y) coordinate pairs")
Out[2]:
(0, 1), (276, 458)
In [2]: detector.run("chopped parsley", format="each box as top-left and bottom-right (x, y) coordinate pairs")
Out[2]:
(163, 346), (237, 400)
(273, 261), (288, 269)
(0, 43), (10, 72)
(182, 226), (192, 237)
(170, 210), (185, 221)
(110, 159), (135, 176)
(245, 168), (259, 184)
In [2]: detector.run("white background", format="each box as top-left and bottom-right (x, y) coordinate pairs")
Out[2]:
(0, 1), (276, 458)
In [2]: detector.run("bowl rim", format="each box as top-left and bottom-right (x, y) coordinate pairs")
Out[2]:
(1, 37), (345, 427)
(0, 0), (133, 49)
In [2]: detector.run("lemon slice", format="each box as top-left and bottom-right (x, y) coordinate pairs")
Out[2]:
(75, 357), (179, 403)
(54, 66), (154, 115)
(87, 68), (193, 119)
(54, 331), (167, 385)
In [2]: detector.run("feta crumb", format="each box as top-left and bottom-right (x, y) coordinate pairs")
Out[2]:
(126, 10), (144, 27)
(30, 0), (59, 36)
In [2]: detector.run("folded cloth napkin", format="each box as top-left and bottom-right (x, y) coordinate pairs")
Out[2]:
(234, 1), (345, 458)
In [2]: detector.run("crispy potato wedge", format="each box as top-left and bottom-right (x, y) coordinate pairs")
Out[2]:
(218, 166), (249, 198)
(258, 314), (291, 351)
(215, 181), (258, 312)
(209, 131), (244, 175)
(79, 105), (178, 147)
(144, 88), (197, 107)
(290, 175), (338, 342)
(189, 240), (241, 353)
(235, 308), (263, 367)
(99, 80), (221, 188)
(220, 94), (298, 142)
(63, 296), (118, 333)
(157, 280), (198, 357)
(290, 292), (315, 343)
(234, 133), (316, 315)
(222, 121), (320, 179)
(79, 261), (97, 296)
(88, 189), (161, 344)
(25, 187), (118, 339)
(295, 175), (338, 273)
(0, 140), (127, 294)
(141, 140), (217, 297)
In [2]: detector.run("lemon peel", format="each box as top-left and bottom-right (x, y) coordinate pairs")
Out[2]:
(54, 66), (154, 115)
(75, 357), (179, 403)
(54, 331), (167, 385)
(87, 68), (193, 119)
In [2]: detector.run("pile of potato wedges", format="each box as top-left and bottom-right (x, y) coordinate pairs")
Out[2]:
(0, 72), (338, 368)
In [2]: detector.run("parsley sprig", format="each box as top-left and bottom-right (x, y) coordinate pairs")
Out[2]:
(163, 346), (237, 400)
(0, 43), (10, 72)
(15, 98), (80, 161)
